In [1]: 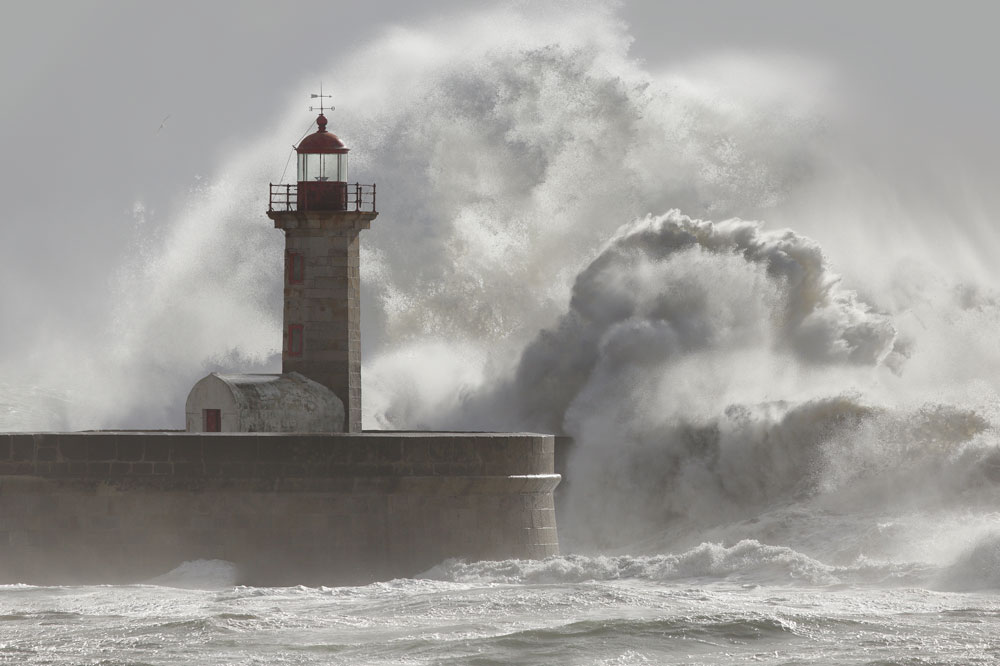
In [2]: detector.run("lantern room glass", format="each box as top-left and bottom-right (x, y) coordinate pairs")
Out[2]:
(298, 153), (348, 182)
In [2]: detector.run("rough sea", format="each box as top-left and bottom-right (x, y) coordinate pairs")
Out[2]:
(4, 5), (1000, 664)
(4, 548), (1000, 665)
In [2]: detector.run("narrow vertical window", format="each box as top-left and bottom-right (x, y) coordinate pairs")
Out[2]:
(288, 324), (304, 356)
(287, 252), (305, 284)
(203, 409), (221, 432)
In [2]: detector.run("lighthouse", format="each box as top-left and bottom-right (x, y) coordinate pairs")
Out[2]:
(266, 104), (378, 433)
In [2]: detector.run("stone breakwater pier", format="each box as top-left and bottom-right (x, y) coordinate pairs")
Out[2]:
(0, 431), (559, 586)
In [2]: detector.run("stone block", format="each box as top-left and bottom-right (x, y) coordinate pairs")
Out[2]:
(85, 437), (116, 461)
(170, 440), (203, 462)
(347, 444), (374, 465)
(305, 305), (333, 322)
(144, 440), (171, 462)
(172, 463), (201, 477)
(11, 435), (35, 462)
(202, 437), (257, 462)
(257, 440), (295, 463)
(116, 436), (145, 462)
(219, 462), (254, 477)
(368, 438), (402, 463)
(0, 462), (29, 476)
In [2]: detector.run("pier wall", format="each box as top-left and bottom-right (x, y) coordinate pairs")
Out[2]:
(0, 431), (559, 585)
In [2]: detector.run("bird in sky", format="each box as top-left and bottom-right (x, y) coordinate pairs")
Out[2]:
(156, 114), (171, 133)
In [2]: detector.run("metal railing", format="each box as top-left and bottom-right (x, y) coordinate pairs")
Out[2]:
(269, 183), (377, 213)
(269, 183), (297, 211)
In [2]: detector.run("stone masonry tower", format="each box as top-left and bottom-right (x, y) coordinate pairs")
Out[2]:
(267, 106), (377, 432)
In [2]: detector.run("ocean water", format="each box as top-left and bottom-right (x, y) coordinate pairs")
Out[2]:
(3, 551), (1000, 665)
(4, 4), (1000, 664)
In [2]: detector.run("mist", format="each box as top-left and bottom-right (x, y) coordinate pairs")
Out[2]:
(4, 2), (1000, 565)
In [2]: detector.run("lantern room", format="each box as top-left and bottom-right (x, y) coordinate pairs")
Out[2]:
(296, 113), (349, 211)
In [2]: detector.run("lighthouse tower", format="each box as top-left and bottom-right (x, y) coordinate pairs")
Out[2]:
(267, 102), (377, 433)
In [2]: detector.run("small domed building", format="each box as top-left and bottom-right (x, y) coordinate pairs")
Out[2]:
(185, 372), (343, 433)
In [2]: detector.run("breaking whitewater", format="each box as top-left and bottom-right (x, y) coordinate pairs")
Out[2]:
(5, 5), (1000, 664)
(3, 550), (1000, 664)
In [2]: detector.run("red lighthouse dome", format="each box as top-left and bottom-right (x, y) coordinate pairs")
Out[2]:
(296, 113), (349, 154)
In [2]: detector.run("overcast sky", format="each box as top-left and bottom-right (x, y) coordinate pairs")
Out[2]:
(4, 2), (997, 253)
(5, 1), (998, 282)
(2, 0), (999, 419)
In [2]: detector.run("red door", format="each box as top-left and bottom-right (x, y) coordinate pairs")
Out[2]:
(203, 409), (221, 432)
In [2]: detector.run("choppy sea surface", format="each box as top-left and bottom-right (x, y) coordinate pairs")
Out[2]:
(2, 550), (999, 666)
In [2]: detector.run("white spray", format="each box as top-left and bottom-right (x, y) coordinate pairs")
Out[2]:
(3, 4), (1000, 581)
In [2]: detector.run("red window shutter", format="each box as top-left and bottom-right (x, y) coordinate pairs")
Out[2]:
(288, 324), (304, 356)
(287, 252), (305, 284)
(203, 409), (221, 432)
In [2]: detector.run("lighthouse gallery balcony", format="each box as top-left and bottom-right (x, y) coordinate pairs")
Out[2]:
(269, 182), (376, 213)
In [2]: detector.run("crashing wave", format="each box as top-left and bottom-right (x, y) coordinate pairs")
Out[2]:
(422, 539), (928, 587)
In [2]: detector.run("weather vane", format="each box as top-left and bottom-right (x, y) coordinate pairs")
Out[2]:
(309, 83), (334, 115)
